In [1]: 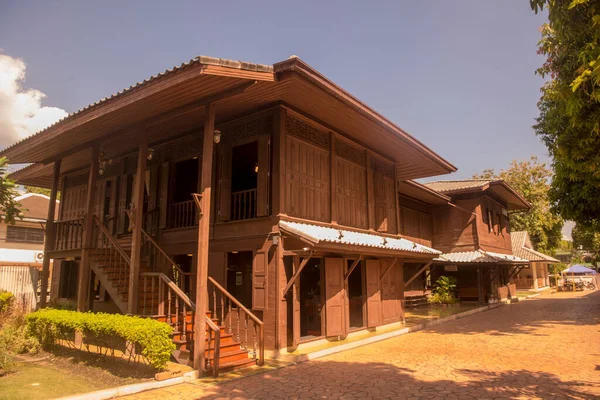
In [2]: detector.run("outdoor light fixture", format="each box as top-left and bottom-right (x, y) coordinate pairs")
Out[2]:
(98, 151), (113, 176)
(254, 163), (259, 173)
(213, 129), (221, 144)
(147, 148), (155, 161)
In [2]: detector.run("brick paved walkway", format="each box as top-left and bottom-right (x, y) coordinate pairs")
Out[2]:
(127, 291), (600, 399)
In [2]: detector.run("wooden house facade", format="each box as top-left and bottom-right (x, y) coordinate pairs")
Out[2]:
(2, 56), (456, 373)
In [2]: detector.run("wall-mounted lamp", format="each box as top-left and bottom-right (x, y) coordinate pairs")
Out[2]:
(254, 163), (259, 173)
(272, 235), (280, 246)
(213, 129), (221, 144)
(98, 151), (113, 176)
(147, 148), (155, 161)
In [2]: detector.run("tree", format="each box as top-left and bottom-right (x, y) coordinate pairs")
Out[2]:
(571, 222), (600, 264)
(530, 0), (600, 229)
(473, 157), (564, 253)
(0, 157), (22, 224)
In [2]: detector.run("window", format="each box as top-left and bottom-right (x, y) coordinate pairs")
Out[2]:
(6, 226), (45, 244)
(487, 209), (494, 233)
(496, 214), (502, 235)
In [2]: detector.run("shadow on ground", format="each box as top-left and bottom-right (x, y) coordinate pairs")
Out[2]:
(183, 360), (598, 399)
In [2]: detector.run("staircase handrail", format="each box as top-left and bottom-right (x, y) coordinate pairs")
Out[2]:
(140, 229), (193, 288)
(207, 276), (264, 366)
(93, 216), (131, 264)
(140, 272), (195, 310)
(204, 314), (221, 377)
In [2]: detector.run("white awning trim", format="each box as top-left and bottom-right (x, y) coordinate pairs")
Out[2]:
(435, 249), (529, 264)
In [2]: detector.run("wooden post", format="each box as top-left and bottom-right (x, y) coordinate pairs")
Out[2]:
(531, 262), (539, 290)
(77, 146), (100, 312)
(128, 134), (148, 314)
(39, 160), (61, 308)
(194, 103), (216, 373)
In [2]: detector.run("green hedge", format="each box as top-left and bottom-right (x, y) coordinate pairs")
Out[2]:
(26, 309), (175, 370)
(0, 291), (14, 313)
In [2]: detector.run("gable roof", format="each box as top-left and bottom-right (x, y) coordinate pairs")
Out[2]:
(3, 55), (456, 187)
(397, 180), (450, 205)
(511, 231), (559, 263)
(422, 179), (530, 211)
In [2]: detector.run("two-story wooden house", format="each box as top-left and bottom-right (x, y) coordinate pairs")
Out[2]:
(2, 55), (457, 373)
(422, 179), (531, 303)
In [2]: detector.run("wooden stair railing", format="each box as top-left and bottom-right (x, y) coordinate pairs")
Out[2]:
(207, 276), (264, 367)
(139, 272), (221, 377)
(140, 229), (194, 294)
(90, 216), (132, 312)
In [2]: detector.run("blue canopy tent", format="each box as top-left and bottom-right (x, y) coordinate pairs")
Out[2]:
(563, 264), (597, 275)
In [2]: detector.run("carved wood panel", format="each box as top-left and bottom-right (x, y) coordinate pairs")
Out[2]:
(335, 138), (365, 166)
(286, 116), (329, 150)
(285, 136), (330, 222)
(222, 115), (273, 145)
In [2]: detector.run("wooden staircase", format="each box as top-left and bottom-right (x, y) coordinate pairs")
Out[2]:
(89, 218), (262, 376)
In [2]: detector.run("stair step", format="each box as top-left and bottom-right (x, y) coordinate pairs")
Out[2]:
(208, 349), (250, 365)
(212, 357), (256, 373)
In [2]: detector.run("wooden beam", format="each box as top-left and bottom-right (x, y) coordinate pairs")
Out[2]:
(404, 261), (431, 287)
(127, 135), (148, 314)
(77, 145), (99, 312)
(344, 255), (362, 282)
(193, 103), (216, 373)
(281, 250), (314, 299)
(508, 265), (525, 280)
(380, 258), (402, 282)
(39, 159), (61, 308)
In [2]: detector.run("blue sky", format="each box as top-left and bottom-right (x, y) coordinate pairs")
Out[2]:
(0, 0), (548, 180)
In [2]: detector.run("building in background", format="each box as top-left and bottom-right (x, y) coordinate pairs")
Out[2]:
(511, 231), (559, 290)
(0, 193), (58, 309)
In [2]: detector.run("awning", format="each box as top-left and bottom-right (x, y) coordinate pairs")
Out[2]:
(563, 264), (597, 275)
(434, 249), (529, 265)
(279, 221), (441, 257)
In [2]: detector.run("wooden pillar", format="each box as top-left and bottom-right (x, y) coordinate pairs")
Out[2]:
(194, 103), (216, 373)
(39, 160), (61, 308)
(77, 146), (100, 312)
(330, 132), (337, 224)
(128, 135), (148, 314)
(476, 266), (483, 304)
(365, 152), (375, 231)
(531, 262), (539, 290)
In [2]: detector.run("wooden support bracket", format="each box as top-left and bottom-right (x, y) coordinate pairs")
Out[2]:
(380, 258), (403, 282)
(404, 261), (432, 287)
(281, 250), (313, 299)
(192, 193), (204, 216)
(344, 255), (362, 282)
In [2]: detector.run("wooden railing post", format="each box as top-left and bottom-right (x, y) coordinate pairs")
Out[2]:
(77, 145), (99, 312)
(40, 159), (61, 308)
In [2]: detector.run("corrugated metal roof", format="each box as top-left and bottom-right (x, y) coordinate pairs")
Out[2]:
(511, 231), (559, 263)
(435, 249), (529, 264)
(422, 180), (492, 193)
(279, 221), (441, 255)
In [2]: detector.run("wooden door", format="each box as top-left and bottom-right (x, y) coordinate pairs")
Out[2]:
(219, 145), (232, 221)
(365, 259), (382, 328)
(325, 258), (345, 337)
(252, 250), (267, 310)
(381, 259), (400, 325)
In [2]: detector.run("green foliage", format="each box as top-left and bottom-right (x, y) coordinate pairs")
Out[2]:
(550, 262), (569, 274)
(530, 0), (600, 228)
(0, 291), (14, 313)
(26, 309), (175, 370)
(0, 300), (40, 375)
(473, 157), (564, 253)
(572, 222), (600, 264)
(0, 157), (22, 225)
(429, 276), (458, 304)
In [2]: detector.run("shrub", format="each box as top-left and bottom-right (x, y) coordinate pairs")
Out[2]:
(26, 309), (175, 370)
(428, 276), (458, 304)
(0, 291), (14, 313)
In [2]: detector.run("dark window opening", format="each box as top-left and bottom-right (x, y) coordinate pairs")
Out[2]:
(102, 180), (112, 224)
(231, 141), (258, 220)
(300, 259), (323, 339)
(6, 226), (45, 244)
(173, 158), (199, 203)
(173, 254), (194, 296)
(347, 260), (365, 329)
(59, 260), (78, 299)
(226, 251), (253, 310)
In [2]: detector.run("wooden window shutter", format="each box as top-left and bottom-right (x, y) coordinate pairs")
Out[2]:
(219, 145), (232, 221)
(365, 259), (382, 328)
(159, 162), (169, 229)
(374, 172), (387, 232)
(50, 262), (61, 301)
(381, 259), (400, 325)
(324, 258), (346, 337)
(256, 135), (270, 217)
(252, 250), (268, 310)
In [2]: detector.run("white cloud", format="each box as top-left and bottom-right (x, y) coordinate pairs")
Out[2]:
(0, 53), (68, 149)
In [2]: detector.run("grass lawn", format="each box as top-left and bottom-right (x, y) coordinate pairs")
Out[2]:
(0, 348), (156, 400)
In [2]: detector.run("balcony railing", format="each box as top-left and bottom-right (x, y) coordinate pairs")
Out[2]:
(169, 200), (197, 229)
(231, 189), (257, 221)
(53, 218), (85, 251)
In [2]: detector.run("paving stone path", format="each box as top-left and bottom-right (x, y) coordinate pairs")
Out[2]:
(128, 291), (600, 399)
